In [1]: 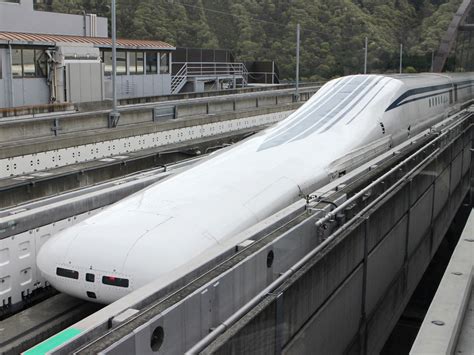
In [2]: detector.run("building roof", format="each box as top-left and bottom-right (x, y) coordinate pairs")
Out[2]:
(0, 31), (175, 50)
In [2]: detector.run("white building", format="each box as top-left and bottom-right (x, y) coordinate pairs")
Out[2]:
(0, 0), (175, 108)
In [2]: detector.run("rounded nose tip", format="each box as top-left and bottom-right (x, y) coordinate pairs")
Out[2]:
(36, 238), (57, 280)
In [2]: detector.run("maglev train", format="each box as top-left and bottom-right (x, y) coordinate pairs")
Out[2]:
(37, 73), (474, 303)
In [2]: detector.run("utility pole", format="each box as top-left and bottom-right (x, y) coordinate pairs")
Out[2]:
(109, 0), (120, 128)
(399, 43), (403, 74)
(431, 50), (435, 72)
(364, 37), (368, 74)
(296, 23), (300, 100)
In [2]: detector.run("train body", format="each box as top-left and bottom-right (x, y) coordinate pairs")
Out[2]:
(37, 73), (474, 303)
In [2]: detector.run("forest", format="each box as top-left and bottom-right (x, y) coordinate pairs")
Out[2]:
(34, 0), (464, 80)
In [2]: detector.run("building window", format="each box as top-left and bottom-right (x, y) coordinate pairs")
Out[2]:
(129, 52), (137, 75)
(102, 50), (112, 75)
(160, 52), (170, 74)
(136, 52), (144, 74)
(22, 49), (36, 77)
(116, 50), (127, 75)
(146, 52), (157, 74)
(36, 51), (47, 77)
(128, 52), (144, 75)
(12, 48), (22, 78)
(11, 48), (47, 78)
(102, 49), (127, 75)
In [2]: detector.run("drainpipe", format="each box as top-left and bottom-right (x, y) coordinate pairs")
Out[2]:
(45, 50), (56, 103)
(7, 41), (15, 107)
(82, 10), (87, 36)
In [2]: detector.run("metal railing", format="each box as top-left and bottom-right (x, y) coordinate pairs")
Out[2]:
(170, 63), (188, 94)
(171, 62), (249, 94)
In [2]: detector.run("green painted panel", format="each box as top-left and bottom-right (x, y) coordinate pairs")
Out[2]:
(23, 327), (82, 355)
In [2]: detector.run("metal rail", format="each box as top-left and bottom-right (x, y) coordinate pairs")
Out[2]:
(171, 62), (249, 94)
(315, 112), (470, 229)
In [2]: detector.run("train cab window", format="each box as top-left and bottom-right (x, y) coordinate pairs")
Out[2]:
(86, 273), (95, 282)
(56, 267), (79, 279)
(102, 276), (129, 288)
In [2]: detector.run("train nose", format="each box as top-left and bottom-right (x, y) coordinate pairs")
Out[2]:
(37, 209), (172, 303)
(37, 230), (89, 301)
(37, 224), (134, 303)
(36, 235), (62, 282)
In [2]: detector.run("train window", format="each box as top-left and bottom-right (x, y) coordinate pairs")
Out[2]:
(102, 276), (129, 288)
(56, 267), (79, 279)
(86, 273), (95, 282)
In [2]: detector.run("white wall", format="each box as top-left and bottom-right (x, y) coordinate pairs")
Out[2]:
(104, 74), (172, 100)
(0, 0), (108, 37)
(12, 77), (50, 107)
(0, 48), (6, 108)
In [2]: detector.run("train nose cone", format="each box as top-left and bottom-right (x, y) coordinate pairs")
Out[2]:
(36, 228), (83, 295)
(37, 234), (63, 281)
(37, 208), (174, 303)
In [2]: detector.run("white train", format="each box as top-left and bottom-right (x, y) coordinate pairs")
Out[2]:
(37, 73), (474, 303)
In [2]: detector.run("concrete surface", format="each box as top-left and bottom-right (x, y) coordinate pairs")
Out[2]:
(410, 209), (474, 354)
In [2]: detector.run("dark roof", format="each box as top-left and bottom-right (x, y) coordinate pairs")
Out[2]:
(0, 31), (175, 50)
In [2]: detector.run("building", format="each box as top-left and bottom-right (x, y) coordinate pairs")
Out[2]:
(0, 0), (255, 109)
(0, 0), (175, 108)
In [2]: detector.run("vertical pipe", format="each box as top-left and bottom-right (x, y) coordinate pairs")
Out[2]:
(296, 23), (300, 100)
(109, 0), (120, 126)
(272, 61), (275, 85)
(112, 0), (117, 111)
(82, 10), (87, 36)
(431, 50), (435, 72)
(7, 42), (15, 107)
(400, 43), (403, 74)
(364, 37), (368, 74)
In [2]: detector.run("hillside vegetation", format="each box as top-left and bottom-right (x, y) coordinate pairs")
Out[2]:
(35, 0), (463, 79)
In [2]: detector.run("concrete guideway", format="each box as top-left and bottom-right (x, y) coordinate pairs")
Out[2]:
(24, 108), (473, 354)
(0, 129), (257, 208)
(0, 87), (319, 180)
(410, 208), (474, 354)
(0, 294), (101, 355)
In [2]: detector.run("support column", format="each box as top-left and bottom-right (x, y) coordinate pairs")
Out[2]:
(5, 45), (14, 108)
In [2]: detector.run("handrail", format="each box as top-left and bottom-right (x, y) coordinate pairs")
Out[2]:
(171, 62), (250, 94)
(171, 63), (188, 94)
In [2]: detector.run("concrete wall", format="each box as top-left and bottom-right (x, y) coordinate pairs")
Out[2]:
(0, 0), (108, 37)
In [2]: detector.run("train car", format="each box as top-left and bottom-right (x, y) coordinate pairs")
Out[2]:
(37, 73), (474, 303)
